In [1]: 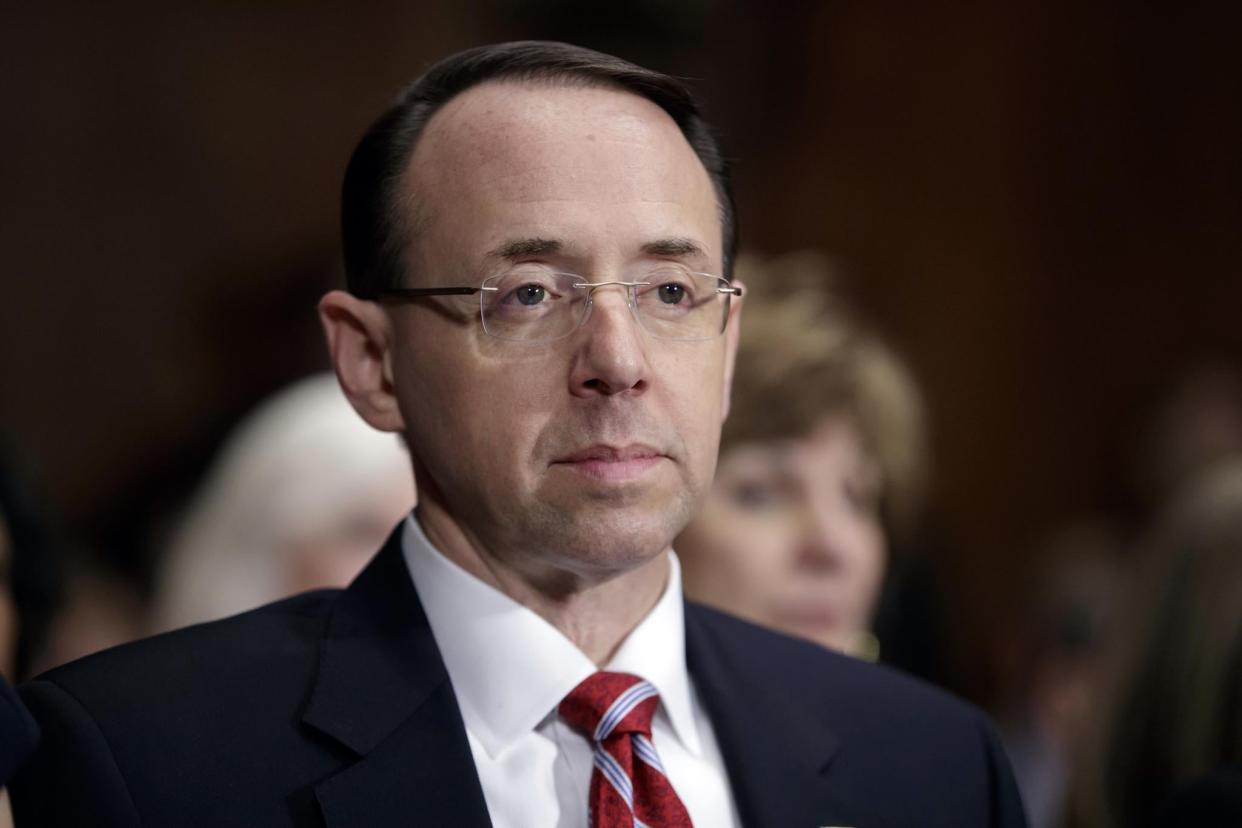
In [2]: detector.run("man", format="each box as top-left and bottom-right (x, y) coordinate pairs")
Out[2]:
(13, 42), (1025, 826)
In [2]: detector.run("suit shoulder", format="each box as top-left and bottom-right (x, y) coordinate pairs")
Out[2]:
(688, 603), (1028, 826)
(686, 601), (982, 723)
(31, 588), (340, 701)
(15, 590), (348, 826)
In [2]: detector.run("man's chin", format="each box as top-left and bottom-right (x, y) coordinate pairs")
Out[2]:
(528, 503), (686, 572)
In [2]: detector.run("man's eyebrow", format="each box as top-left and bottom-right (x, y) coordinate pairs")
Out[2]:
(485, 236), (705, 262)
(641, 237), (706, 258)
(487, 238), (563, 260)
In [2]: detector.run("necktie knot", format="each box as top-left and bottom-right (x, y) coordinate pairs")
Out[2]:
(559, 671), (694, 826)
(559, 671), (659, 741)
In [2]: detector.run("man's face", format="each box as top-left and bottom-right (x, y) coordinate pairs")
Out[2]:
(386, 80), (736, 581)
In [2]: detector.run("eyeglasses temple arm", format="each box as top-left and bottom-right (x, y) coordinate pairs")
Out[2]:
(376, 286), (499, 298)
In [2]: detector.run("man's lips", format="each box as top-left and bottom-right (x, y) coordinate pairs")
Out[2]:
(551, 444), (667, 482)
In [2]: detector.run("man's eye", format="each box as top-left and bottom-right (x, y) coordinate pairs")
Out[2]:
(513, 284), (547, 306)
(657, 282), (687, 304)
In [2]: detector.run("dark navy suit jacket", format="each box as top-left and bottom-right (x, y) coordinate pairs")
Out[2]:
(1, 675), (38, 785)
(12, 529), (1026, 827)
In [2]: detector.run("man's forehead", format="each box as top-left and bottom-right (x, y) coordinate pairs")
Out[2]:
(398, 78), (722, 273)
(420, 78), (679, 147)
(404, 79), (712, 201)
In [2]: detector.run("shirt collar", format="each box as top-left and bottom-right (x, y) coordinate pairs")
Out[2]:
(401, 513), (703, 759)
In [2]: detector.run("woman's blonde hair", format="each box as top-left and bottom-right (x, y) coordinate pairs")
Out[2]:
(724, 251), (928, 535)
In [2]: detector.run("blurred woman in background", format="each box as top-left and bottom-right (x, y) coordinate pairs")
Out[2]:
(676, 251), (927, 659)
(151, 373), (415, 632)
(1065, 460), (1242, 827)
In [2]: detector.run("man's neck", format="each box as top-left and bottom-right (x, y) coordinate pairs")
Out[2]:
(413, 503), (671, 665)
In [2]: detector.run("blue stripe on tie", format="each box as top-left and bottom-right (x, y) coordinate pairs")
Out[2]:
(595, 682), (650, 740)
(633, 734), (666, 775)
(595, 681), (658, 741)
(593, 746), (634, 808)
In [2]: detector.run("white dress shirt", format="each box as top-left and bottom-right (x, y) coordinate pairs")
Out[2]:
(401, 514), (741, 828)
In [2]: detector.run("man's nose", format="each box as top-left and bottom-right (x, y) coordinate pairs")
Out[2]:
(568, 286), (650, 398)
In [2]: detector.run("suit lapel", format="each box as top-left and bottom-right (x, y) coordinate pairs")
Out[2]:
(302, 528), (492, 827)
(685, 604), (869, 828)
(313, 680), (492, 827)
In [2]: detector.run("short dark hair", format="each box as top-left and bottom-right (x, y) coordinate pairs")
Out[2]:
(341, 40), (736, 299)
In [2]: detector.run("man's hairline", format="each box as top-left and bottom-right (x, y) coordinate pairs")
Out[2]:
(385, 75), (729, 291)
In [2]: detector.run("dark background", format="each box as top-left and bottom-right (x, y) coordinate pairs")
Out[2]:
(3, 1), (1240, 704)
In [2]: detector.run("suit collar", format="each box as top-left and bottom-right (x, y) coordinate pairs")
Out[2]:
(301, 526), (444, 756)
(685, 602), (867, 828)
(398, 515), (704, 759)
(302, 527), (492, 827)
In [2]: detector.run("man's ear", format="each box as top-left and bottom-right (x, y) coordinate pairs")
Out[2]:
(720, 280), (744, 421)
(318, 290), (406, 433)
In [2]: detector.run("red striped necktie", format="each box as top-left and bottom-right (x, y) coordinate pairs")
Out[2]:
(559, 671), (695, 828)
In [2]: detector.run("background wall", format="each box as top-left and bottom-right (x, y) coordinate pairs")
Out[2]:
(3, 1), (1240, 703)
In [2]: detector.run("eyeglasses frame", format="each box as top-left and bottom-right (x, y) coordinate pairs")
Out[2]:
(373, 272), (742, 342)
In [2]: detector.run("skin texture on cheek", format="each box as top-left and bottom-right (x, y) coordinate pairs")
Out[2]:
(392, 322), (536, 511)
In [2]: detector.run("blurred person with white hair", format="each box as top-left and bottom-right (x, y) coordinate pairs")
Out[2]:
(151, 372), (415, 631)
